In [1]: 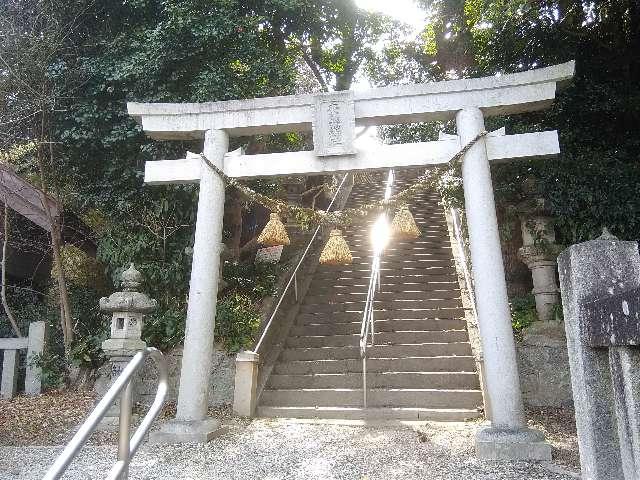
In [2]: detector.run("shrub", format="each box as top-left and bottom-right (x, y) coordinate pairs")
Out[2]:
(214, 293), (261, 353)
(510, 294), (537, 338)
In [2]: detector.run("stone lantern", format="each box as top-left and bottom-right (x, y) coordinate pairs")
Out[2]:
(100, 263), (157, 354)
(516, 197), (572, 409)
(517, 197), (563, 324)
(96, 263), (157, 429)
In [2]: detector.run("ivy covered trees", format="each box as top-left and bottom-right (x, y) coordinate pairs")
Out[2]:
(375, 0), (640, 244)
(1, 0), (638, 377)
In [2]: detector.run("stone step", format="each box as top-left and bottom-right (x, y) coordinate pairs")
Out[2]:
(344, 256), (456, 265)
(312, 269), (457, 283)
(297, 309), (465, 324)
(315, 263), (455, 274)
(309, 276), (460, 289)
(320, 259), (456, 270)
(345, 231), (450, 243)
(349, 251), (454, 260)
(280, 342), (473, 361)
(347, 252), (454, 262)
(290, 318), (467, 336)
(259, 388), (483, 409)
(302, 290), (461, 304)
(267, 371), (481, 390)
(298, 298), (461, 314)
(309, 282), (461, 294)
(286, 330), (469, 348)
(256, 405), (480, 421)
(273, 356), (477, 375)
(343, 225), (450, 237)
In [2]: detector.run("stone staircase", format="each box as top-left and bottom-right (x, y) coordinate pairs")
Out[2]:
(256, 170), (483, 421)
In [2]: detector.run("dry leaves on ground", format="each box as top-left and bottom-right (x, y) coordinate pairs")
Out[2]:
(527, 406), (579, 469)
(0, 390), (96, 446)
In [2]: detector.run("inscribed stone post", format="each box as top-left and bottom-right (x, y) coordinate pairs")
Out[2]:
(558, 235), (640, 479)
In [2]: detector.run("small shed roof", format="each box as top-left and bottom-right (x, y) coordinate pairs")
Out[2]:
(0, 163), (59, 231)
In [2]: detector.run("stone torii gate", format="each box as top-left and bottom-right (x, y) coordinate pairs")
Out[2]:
(128, 61), (575, 458)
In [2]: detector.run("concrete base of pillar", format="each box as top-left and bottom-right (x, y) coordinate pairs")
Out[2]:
(475, 426), (552, 461)
(150, 417), (228, 444)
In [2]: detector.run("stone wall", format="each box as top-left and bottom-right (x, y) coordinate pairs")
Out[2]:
(94, 345), (236, 408)
(516, 326), (573, 408)
(138, 345), (235, 407)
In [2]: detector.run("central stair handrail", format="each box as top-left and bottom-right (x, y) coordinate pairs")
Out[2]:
(43, 347), (168, 480)
(253, 172), (352, 355)
(360, 169), (394, 408)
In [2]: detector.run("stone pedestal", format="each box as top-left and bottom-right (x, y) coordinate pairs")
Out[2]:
(517, 322), (573, 407)
(233, 351), (259, 417)
(1, 349), (19, 399)
(558, 232), (640, 479)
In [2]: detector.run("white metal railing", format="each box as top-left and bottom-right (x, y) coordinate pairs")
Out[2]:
(43, 347), (168, 480)
(253, 172), (352, 355)
(360, 170), (394, 408)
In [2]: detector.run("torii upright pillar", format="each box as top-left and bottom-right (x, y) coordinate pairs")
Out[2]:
(151, 130), (229, 443)
(457, 108), (549, 459)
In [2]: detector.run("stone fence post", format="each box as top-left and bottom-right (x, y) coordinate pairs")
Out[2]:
(0, 321), (46, 399)
(558, 230), (640, 480)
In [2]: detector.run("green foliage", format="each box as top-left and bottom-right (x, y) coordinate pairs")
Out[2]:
(509, 294), (537, 337)
(143, 307), (187, 352)
(222, 261), (280, 301)
(213, 261), (280, 352)
(0, 283), (108, 384)
(214, 293), (262, 353)
(376, 0), (640, 246)
(29, 352), (66, 390)
(1, 0), (397, 370)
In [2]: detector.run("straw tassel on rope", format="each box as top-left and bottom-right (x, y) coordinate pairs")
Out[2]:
(319, 229), (353, 265)
(391, 204), (421, 240)
(257, 212), (290, 246)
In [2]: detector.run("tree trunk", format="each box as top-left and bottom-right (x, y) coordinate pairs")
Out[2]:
(1, 204), (22, 337)
(37, 116), (73, 352)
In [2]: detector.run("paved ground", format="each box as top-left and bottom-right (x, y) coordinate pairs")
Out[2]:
(0, 419), (580, 480)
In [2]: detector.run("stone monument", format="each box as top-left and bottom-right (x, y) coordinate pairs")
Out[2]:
(517, 195), (563, 324)
(515, 191), (572, 407)
(558, 230), (640, 479)
(95, 264), (157, 429)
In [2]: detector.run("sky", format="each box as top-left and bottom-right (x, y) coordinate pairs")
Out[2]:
(355, 0), (426, 35)
(351, 0), (426, 91)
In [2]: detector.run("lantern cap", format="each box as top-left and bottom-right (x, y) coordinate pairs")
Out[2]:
(100, 264), (157, 314)
(121, 263), (143, 291)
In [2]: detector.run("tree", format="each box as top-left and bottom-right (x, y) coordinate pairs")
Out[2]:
(0, 0), (97, 351)
(373, 0), (640, 244)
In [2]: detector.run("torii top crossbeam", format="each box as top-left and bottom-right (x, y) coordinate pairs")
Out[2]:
(129, 61), (574, 139)
(128, 61), (576, 458)
(129, 61), (574, 182)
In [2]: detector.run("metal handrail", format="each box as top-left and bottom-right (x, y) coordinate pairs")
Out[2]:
(360, 170), (394, 408)
(450, 207), (477, 319)
(253, 172), (352, 354)
(43, 347), (168, 480)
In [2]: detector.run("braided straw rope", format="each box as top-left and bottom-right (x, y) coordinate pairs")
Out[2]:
(200, 130), (487, 227)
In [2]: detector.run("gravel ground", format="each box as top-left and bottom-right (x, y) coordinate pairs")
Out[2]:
(0, 418), (580, 480)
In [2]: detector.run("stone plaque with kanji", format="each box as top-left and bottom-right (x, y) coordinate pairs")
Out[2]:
(312, 91), (356, 157)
